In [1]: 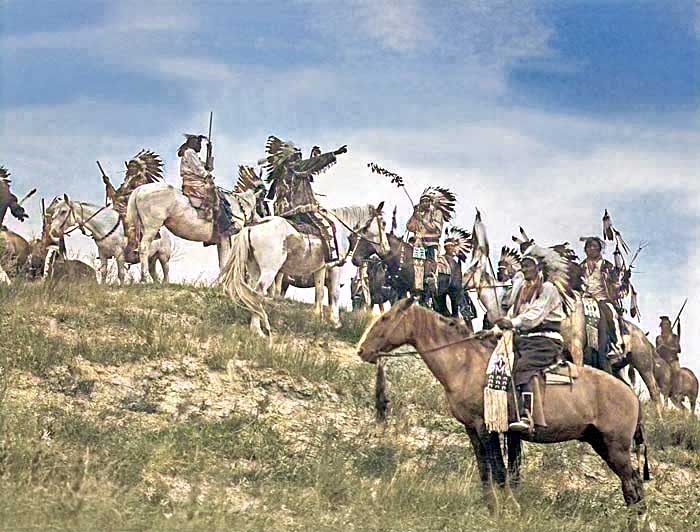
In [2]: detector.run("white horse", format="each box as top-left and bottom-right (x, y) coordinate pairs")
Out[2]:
(49, 195), (172, 284)
(220, 203), (390, 336)
(126, 182), (258, 282)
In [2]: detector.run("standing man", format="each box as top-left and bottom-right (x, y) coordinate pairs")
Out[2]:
(495, 255), (565, 432)
(579, 236), (624, 369)
(656, 315), (681, 396)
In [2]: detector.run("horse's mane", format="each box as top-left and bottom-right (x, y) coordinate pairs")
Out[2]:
(331, 205), (374, 228)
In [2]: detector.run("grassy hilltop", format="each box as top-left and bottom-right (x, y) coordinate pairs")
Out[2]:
(0, 282), (698, 532)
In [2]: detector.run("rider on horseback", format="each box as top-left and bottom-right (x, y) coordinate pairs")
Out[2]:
(0, 166), (29, 229)
(259, 136), (348, 264)
(495, 254), (565, 432)
(656, 315), (682, 396)
(579, 236), (624, 368)
(103, 150), (164, 263)
(178, 134), (237, 244)
(406, 187), (455, 304)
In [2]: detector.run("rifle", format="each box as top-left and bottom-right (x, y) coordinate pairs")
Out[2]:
(205, 111), (214, 172)
(96, 160), (113, 205)
(671, 297), (688, 340)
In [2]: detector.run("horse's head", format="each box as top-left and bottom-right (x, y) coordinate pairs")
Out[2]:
(351, 201), (390, 267)
(48, 195), (74, 240)
(357, 297), (416, 363)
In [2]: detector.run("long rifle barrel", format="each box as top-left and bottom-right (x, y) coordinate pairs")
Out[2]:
(671, 298), (688, 329)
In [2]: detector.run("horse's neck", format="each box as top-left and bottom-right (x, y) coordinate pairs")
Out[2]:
(330, 205), (373, 251)
(410, 306), (477, 392)
(74, 202), (118, 234)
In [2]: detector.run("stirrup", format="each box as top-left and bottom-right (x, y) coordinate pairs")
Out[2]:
(509, 416), (532, 433)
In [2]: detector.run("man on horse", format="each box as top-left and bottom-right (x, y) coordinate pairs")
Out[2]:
(579, 236), (624, 369)
(259, 136), (348, 264)
(406, 187), (455, 304)
(102, 150), (164, 263)
(0, 166), (29, 229)
(495, 254), (565, 432)
(178, 134), (237, 244)
(656, 315), (682, 396)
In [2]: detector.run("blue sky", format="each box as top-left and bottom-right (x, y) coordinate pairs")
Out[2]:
(1, 0), (699, 376)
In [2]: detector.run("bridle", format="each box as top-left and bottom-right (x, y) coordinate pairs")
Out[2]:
(53, 200), (118, 242)
(325, 207), (390, 263)
(363, 301), (482, 360)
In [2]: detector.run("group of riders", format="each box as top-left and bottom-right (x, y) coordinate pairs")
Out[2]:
(2, 133), (689, 433)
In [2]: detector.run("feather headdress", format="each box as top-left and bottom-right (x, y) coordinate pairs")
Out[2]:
(0, 165), (11, 186)
(258, 136), (301, 181)
(420, 187), (456, 222)
(235, 165), (265, 194)
(498, 246), (522, 273)
(444, 226), (472, 261)
(521, 242), (578, 314)
(125, 150), (164, 186)
(511, 227), (535, 254)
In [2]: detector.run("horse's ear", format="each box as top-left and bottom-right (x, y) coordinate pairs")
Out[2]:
(63, 193), (69, 202)
(376, 201), (385, 213)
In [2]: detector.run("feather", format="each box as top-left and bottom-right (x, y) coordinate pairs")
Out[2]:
(498, 246), (522, 274)
(613, 244), (625, 270)
(471, 209), (490, 260)
(613, 229), (631, 254)
(630, 285), (640, 320)
(602, 209), (614, 241)
(512, 226), (534, 253)
(0, 165), (10, 184)
(391, 206), (397, 234)
(235, 165), (265, 194)
(549, 242), (578, 262)
(125, 149), (164, 187)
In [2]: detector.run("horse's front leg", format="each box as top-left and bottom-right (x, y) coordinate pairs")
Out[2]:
(115, 255), (127, 285)
(313, 268), (326, 321)
(465, 427), (500, 516)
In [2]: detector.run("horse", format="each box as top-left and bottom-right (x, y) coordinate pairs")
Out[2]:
(649, 356), (672, 407)
(125, 182), (258, 282)
(0, 228), (30, 279)
(351, 231), (468, 318)
(464, 259), (663, 416)
(220, 203), (390, 336)
(48, 195), (172, 284)
(350, 256), (396, 312)
(670, 368), (699, 414)
(357, 298), (648, 514)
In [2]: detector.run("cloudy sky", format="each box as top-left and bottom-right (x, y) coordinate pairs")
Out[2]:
(1, 1), (698, 374)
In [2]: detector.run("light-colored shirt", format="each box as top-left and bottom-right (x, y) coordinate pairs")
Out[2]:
(180, 148), (210, 186)
(511, 281), (565, 331)
(582, 258), (608, 301)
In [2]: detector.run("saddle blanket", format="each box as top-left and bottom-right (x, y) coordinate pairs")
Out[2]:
(544, 360), (579, 385)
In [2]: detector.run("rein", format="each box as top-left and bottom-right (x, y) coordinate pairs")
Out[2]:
(60, 202), (118, 242)
(323, 208), (387, 248)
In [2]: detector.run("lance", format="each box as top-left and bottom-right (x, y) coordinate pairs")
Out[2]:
(367, 162), (414, 207)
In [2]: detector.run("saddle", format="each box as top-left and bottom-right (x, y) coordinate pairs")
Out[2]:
(286, 213), (338, 262)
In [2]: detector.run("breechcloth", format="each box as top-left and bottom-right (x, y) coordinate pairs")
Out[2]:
(413, 245), (437, 290)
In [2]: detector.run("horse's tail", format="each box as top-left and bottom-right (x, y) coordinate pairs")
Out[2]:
(218, 227), (270, 335)
(125, 189), (142, 244)
(634, 398), (650, 481)
(374, 358), (390, 422)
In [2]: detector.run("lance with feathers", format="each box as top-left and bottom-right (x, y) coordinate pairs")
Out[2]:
(367, 162), (414, 207)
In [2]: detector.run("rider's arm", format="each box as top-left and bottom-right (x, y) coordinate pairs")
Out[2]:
(292, 152), (337, 178)
(182, 150), (211, 180)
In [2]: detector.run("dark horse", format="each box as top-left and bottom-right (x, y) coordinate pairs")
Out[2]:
(350, 256), (396, 311)
(358, 299), (649, 517)
(351, 232), (472, 321)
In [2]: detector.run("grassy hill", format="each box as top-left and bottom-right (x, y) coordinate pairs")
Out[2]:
(0, 281), (698, 531)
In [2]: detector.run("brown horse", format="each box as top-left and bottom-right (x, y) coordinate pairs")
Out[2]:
(357, 298), (648, 512)
(0, 229), (30, 278)
(650, 356), (672, 406)
(670, 368), (698, 415)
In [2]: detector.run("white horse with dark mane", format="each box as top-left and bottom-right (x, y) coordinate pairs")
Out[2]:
(48, 195), (172, 283)
(220, 203), (389, 336)
(126, 182), (259, 282)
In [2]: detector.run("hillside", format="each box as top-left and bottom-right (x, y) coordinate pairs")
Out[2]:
(0, 282), (699, 532)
